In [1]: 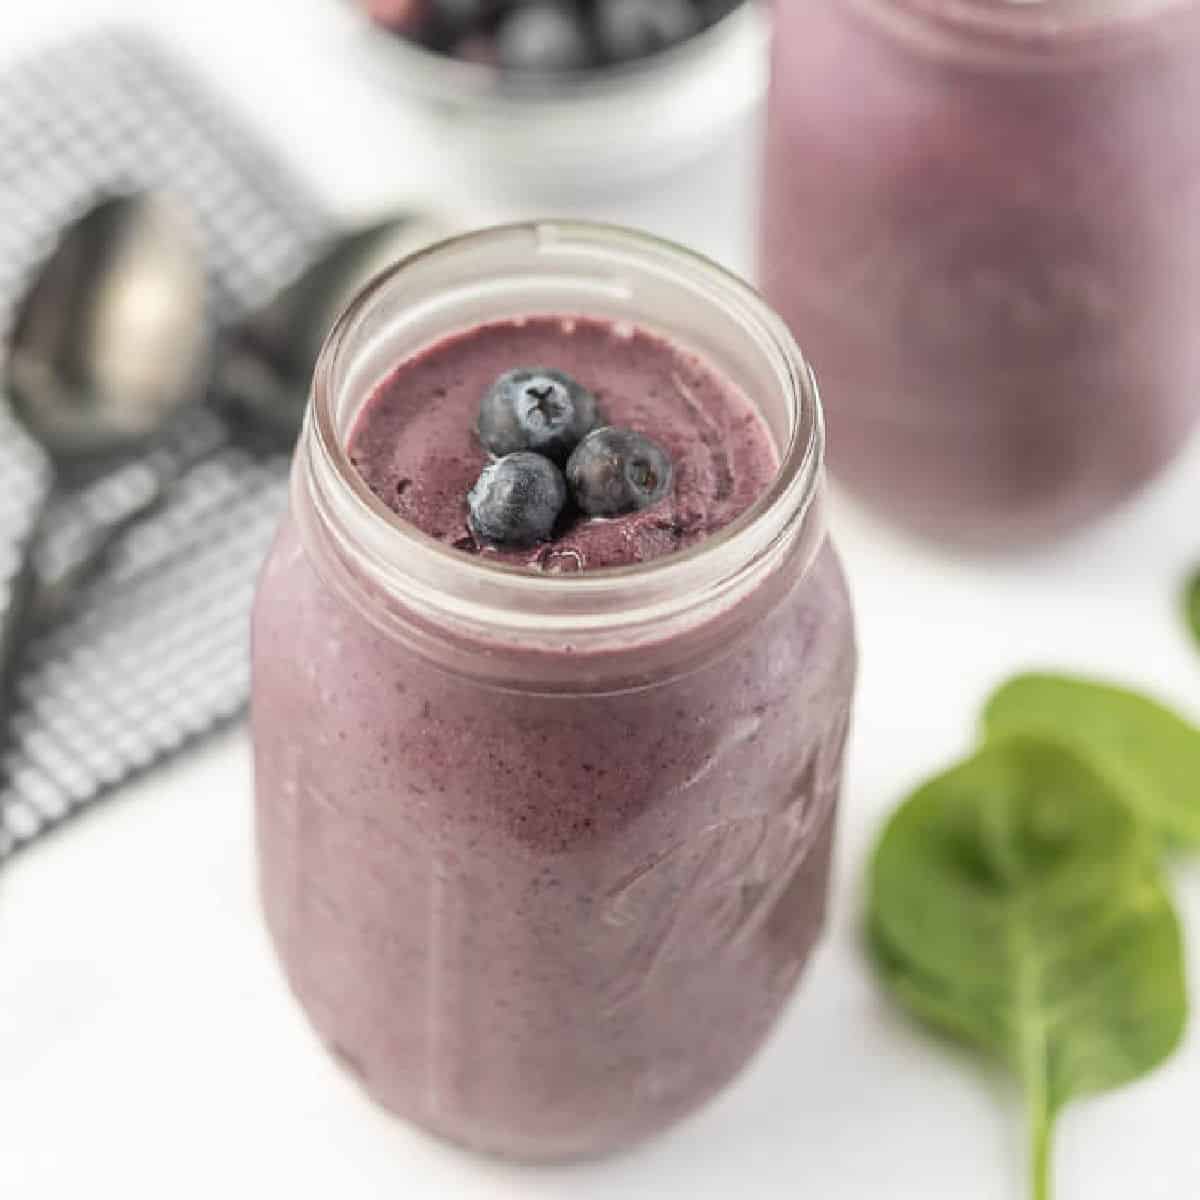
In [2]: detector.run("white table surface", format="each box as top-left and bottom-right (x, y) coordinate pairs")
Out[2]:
(2, 3), (1199, 1197)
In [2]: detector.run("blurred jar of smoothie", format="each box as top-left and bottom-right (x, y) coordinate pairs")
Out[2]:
(761, 0), (1200, 544)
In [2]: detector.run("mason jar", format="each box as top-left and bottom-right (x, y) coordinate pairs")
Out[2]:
(251, 223), (857, 1161)
(761, 0), (1200, 544)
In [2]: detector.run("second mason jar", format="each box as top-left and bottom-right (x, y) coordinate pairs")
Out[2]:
(251, 224), (857, 1161)
(762, 0), (1200, 544)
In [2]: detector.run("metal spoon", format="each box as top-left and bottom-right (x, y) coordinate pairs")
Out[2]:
(217, 212), (453, 444)
(0, 205), (447, 693)
(7, 192), (209, 477)
(2, 192), (209, 695)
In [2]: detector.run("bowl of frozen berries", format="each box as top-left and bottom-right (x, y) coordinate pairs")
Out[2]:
(349, 0), (767, 185)
(360, 1), (744, 73)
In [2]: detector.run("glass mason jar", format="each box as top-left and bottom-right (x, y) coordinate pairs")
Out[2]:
(761, 0), (1200, 544)
(251, 223), (857, 1162)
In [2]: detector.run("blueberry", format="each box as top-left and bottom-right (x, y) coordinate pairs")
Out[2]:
(429, 0), (490, 40)
(467, 452), (568, 546)
(496, 3), (593, 72)
(594, 0), (699, 63)
(478, 367), (599, 463)
(697, 0), (743, 26)
(566, 427), (673, 516)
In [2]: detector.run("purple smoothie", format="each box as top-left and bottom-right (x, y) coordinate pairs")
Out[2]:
(347, 315), (776, 570)
(253, 258), (856, 1160)
(761, 0), (1200, 544)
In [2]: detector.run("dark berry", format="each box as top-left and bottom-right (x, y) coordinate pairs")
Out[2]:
(478, 367), (599, 463)
(467, 452), (568, 546)
(496, 3), (593, 72)
(429, 0), (490, 40)
(566, 427), (673, 516)
(433, 0), (487, 23)
(698, 0), (743, 26)
(594, 0), (699, 63)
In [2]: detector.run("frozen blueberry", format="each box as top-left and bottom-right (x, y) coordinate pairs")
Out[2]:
(594, 0), (699, 63)
(429, 0), (490, 40)
(478, 367), (599, 463)
(496, 3), (593, 72)
(566, 427), (673, 516)
(698, 0), (743, 26)
(467, 452), (568, 546)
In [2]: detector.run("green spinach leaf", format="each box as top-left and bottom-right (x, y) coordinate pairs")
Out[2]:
(868, 737), (1188, 1200)
(1186, 568), (1200, 652)
(983, 673), (1200, 848)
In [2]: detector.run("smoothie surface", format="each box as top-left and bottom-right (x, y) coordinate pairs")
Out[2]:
(347, 316), (779, 572)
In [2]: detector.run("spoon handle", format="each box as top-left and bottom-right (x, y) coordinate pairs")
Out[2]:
(30, 460), (167, 630)
(0, 482), (52, 716)
(0, 426), (233, 722)
(32, 408), (235, 626)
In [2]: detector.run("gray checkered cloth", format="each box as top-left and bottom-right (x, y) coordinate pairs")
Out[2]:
(0, 31), (330, 858)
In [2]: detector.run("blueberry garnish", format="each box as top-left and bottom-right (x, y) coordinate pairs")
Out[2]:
(467, 452), (568, 546)
(478, 367), (599, 463)
(594, 0), (699, 63)
(566, 427), (673, 516)
(496, 3), (593, 73)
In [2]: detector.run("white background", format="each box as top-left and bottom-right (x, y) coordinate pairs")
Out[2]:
(2, 2), (1199, 1197)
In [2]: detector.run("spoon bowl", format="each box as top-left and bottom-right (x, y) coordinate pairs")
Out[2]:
(6, 192), (209, 478)
(0, 192), (209, 703)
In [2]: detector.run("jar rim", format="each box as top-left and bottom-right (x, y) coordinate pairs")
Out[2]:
(304, 221), (824, 642)
(845, 0), (1196, 62)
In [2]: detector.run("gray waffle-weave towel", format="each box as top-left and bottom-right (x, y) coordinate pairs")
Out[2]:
(0, 30), (330, 859)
